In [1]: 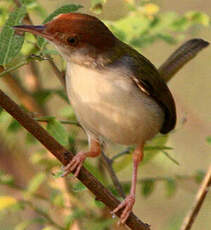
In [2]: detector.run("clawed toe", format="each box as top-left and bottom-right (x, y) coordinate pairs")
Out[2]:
(62, 152), (86, 177)
(111, 195), (135, 225)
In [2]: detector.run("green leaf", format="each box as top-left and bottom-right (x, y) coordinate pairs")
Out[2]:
(113, 152), (132, 172)
(25, 172), (46, 196)
(64, 209), (85, 229)
(0, 109), (11, 123)
(0, 6), (26, 66)
(22, 0), (47, 19)
(50, 189), (64, 207)
(15, 220), (33, 230)
(0, 2), (13, 27)
(52, 169), (64, 178)
(162, 151), (179, 166)
(0, 171), (14, 186)
(122, 183), (131, 195)
(170, 17), (190, 31)
(83, 161), (104, 182)
(194, 170), (205, 184)
(141, 179), (155, 197)
(15, 218), (45, 230)
(206, 136), (211, 144)
(41, 49), (59, 55)
(33, 89), (52, 105)
(185, 11), (210, 26)
(91, 0), (106, 14)
(54, 89), (69, 103)
(143, 134), (169, 164)
(72, 182), (87, 192)
(7, 119), (21, 133)
(25, 132), (38, 145)
(59, 106), (76, 120)
(46, 118), (69, 146)
(94, 200), (105, 208)
(110, 14), (150, 44)
(10, 200), (25, 212)
(157, 33), (177, 44)
(165, 178), (177, 197)
(37, 4), (83, 48)
(88, 219), (114, 230)
(20, 32), (37, 55)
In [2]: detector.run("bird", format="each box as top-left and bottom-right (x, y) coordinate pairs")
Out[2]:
(13, 13), (207, 224)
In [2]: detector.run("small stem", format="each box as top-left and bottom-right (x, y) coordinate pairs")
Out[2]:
(111, 146), (176, 164)
(22, 200), (65, 230)
(144, 146), (173, 150)
(111, 148), (131, 162)
(35, 117), (81, 127)
(102, 151), (126, 198)
(0, 60), (29, 78)
(120, 174), (196, 185)
(47, 55), (66, 87)
(0, 181), (47, 201)
(180, 165), (211, 230)
(162, 151), (179, 165)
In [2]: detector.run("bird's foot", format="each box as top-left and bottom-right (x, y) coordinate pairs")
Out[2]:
(111, 194), (135, 225)
(63, 152), (87, 177)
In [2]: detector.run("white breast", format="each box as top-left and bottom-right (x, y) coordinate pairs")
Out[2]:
(66, 62), (164, 145)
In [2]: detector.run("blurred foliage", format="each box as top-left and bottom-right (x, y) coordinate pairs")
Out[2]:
(90, 0), (107, 14)
(0, 0), (209, 229)
(0, 6), (26, 66)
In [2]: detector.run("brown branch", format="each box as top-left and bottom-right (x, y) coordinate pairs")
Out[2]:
(180, 165), (211, 230)
(0, 89), (150, 230)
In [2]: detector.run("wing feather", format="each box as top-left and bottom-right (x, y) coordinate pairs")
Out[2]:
(116, 46), (176, 134)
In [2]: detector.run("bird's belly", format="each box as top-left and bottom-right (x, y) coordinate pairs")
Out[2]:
(66, 64), (164, 145)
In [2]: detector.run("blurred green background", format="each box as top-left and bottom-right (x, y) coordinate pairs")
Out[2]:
(0, 0), (210, 230)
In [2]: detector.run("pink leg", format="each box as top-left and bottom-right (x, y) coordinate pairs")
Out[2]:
(63, 139), (101, 177)
(111, 144), (144, 225)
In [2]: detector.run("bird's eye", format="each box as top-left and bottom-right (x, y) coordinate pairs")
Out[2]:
(67, 36), (78, 46)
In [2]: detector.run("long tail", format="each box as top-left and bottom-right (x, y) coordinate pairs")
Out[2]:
(159, 38), (209, 83)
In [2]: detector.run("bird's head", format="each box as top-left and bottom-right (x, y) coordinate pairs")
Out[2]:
(13, 13), (117, 64)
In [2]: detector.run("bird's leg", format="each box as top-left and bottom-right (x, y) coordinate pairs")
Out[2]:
(111, 144), (144, 225)
(63, 139), (101, 177)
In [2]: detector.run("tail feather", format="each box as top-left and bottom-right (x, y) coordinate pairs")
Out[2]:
(159, 39), (209, 82)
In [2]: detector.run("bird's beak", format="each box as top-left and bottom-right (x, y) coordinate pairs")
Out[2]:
(13, 25), (52, 40)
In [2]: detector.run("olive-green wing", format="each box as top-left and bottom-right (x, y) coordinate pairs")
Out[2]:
(125, 51), (176, 134)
